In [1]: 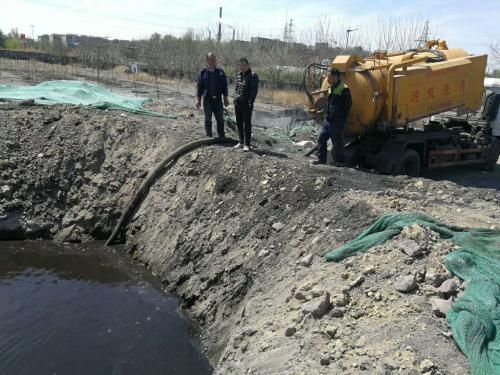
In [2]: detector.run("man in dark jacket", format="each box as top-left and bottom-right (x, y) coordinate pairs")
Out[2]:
(196, 53), (229, 138)
(315, 68), (352, 165)
(233, 57), (259, 151)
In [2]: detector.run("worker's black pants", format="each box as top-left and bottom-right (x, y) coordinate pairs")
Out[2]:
(234, 102), (253, 146)
(203, 97), (225, 137)
(318, 120), (346, 164)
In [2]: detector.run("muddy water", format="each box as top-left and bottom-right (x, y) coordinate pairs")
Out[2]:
(0, 241), (212, 375)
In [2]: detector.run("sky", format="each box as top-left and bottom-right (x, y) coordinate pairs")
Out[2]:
(1, 0), (499, 68)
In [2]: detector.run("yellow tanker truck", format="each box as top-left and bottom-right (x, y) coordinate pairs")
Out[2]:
(304, 40), (500, 175)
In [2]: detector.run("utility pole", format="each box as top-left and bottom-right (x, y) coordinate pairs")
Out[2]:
(217, 7), (222, 56)
(217, 7), (222, 43)
(346, 27), (358, 53)
(30, 25), (35, 48)
(226, 26), (236, 41)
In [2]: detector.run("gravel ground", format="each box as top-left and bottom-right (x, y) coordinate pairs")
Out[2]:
(1, 70), (500, 374)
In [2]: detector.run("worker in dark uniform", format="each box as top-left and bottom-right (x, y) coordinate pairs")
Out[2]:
(196, 52), (229, 137)
(314, 68), (352, 165)
(233, 57), (259, 151)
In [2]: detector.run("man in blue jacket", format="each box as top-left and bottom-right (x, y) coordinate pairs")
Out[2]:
(196, 53), (229, 138)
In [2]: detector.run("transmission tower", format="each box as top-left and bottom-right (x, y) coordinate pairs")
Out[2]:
(415, 20), (429, 48)
(283, 19), (295, 43)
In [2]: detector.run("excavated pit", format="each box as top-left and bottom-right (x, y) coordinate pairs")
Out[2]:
(2, 97), (500, 374)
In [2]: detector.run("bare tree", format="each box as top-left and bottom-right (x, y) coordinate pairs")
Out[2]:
(145, 33), (164, 98)
(373, 13), (426, 52)
(490, 37), (500, 65)
(77, 37), (111, 84)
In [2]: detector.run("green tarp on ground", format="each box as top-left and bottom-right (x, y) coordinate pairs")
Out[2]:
(325, 212), (500, 375)
(0, 80), (176, 118)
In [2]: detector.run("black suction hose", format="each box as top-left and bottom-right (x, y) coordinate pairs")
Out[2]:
(105, 137), (237, 246)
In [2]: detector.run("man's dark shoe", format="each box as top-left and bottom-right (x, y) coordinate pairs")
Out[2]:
(334, 161), (347, 167)
(311, 160), (326, 165)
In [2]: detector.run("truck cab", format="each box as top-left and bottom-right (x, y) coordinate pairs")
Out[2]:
(484, 78), (500, 137)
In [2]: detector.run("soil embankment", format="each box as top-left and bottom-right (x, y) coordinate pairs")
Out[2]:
(2, 77), (500, 374)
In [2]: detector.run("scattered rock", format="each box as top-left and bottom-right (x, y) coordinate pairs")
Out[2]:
(331, 293), (350, 307)
(362, 265), (376, 275)
(400, 239), (423, 257)
(314, 177), (327, 190)
(310, 287), (324, 298)
(244, 328), (258, 336)
(258, 249), (270, 257)
(395, 275), (417, 293)
(425, 269), (449, 287)
(299, 253), (313, 267)
(190, 151), (199, 162)
(381, 271), (393, 279)
(421, 284), (438, 297)
(294, 291), (307, 301)
(325, 325), (338, 339)
(329, 307), (345, 318)
(320, 354), (331, 366)
(415, 266), (426, 283)
(354, 335), (368, 348)
(430, 297), (452, 317)
(437, 278), (459, 296)
(232, 334), (243, 349)
(54, 224), (85, 243)
(401, 224), (427, 241)
(302, 291), (331, 318)
(419, 358), (434, 372)
(272, 222), (285, 232)
(414, 180), (424, 189)
(0, 185), (12, 198)
(203, 178), (215, 193)
(252, 224), (270, 239)
(22, 219), (53, 235)
(349, 275), (365, 289)
(294, 140), (315, 149)
(285, 326), (297, 337)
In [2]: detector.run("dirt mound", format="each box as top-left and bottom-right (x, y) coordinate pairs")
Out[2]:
(1, 94), (500, 374)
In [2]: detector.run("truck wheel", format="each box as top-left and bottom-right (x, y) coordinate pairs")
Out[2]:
(395, 149), (421, 176)
(483, 137), (500, 172)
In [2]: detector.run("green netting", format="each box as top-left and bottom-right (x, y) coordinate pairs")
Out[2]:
(0, 80), (176, 118)
(325, 212), (500, 375)
(288, 121), (319, 138)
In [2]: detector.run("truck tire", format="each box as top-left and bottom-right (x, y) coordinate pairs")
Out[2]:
(483, 137), (500, 172)
(394, 149), (421, 176)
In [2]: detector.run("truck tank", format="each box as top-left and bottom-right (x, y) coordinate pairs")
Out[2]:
(306, 42), (488, 137)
